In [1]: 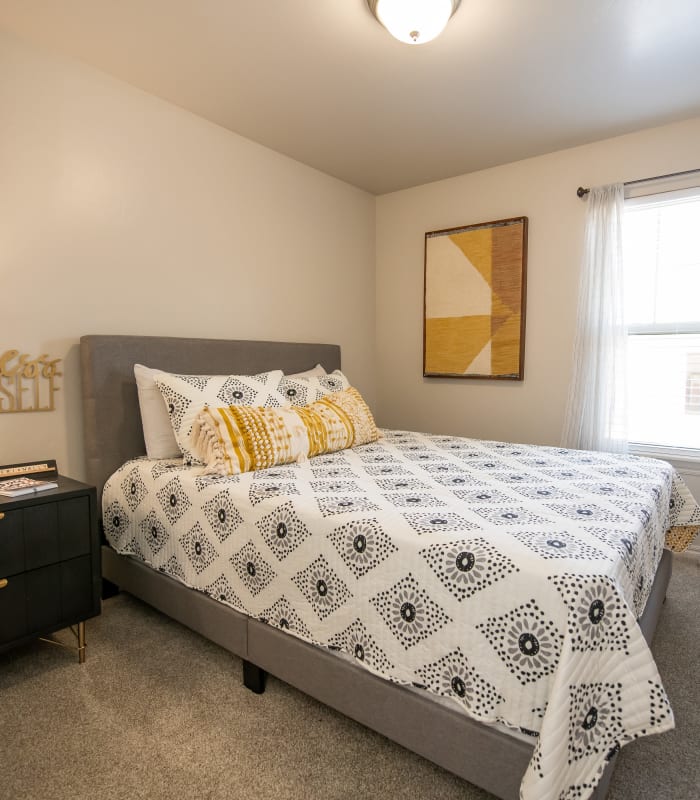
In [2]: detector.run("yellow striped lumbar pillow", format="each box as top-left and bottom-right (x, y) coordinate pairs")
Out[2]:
(191, 387), (379, 475)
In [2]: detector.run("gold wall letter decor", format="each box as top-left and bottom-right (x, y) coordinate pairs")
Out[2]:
(0, 350), (62, 413)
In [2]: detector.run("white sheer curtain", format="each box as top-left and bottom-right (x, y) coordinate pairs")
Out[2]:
(562, 183), (628, 453)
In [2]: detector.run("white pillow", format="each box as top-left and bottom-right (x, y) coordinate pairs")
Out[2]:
(277, 369), (351, 407)
(134, 364), (181, 459)
(286, 364), (327, 378)
(154, 369), (287, 465)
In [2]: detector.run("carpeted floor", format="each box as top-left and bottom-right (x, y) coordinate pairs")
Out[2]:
(2, 554), (698, 800)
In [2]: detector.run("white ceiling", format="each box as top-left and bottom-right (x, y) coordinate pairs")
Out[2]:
(2, 0), (700, 195)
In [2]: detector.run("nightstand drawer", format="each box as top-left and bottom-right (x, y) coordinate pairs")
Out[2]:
(60, 556), (94, 619)
(24, 504), (60, 570)
(0, 509), (24, 575)
(0, 556), (94, 645)
(58, 497), (92, 560)
(0, 497), (91, 575)
(0, 572), (27, 642)
(25, 563), (62, 631)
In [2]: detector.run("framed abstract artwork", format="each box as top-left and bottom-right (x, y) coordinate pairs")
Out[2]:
(423, 216), (528, 379)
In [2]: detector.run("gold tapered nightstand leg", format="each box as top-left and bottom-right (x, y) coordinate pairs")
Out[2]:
(78, 621), (86, 664)
(39, 622), (88, 663)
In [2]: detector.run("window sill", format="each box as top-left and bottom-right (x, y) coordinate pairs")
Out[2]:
(629, 443), (700, 473)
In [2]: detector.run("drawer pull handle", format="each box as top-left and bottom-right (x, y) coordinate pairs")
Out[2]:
(0, 578), (8, 589)
(0, 512), (4, 520)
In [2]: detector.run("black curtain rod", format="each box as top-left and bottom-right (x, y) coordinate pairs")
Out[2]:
(576, 167), (700, 198)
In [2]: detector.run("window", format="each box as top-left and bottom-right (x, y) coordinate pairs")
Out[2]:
(623, 185), (700, 454)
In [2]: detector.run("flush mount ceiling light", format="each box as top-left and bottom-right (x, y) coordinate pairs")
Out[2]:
(367, 0), (461, 45)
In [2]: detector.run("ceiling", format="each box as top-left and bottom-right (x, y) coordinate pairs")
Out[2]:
(2, 0), (700, 195)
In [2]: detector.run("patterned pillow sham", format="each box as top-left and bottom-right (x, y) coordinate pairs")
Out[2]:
(277, 369), (350, 406)
(191, 386), (379, 475)
(134, 363), (325, 460)
(154, 370), (287, 466)
(285, 364), (327, 378)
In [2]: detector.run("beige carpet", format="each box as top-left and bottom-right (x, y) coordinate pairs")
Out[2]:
(2, 554), (698, 800)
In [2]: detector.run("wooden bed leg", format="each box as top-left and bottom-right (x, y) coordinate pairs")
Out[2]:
(243, 660), (267, 694)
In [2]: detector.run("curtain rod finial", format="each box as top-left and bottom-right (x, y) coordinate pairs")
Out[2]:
(577, 187), (590, 198)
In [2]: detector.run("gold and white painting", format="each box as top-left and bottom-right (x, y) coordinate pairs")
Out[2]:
(423, 217), (527, 379)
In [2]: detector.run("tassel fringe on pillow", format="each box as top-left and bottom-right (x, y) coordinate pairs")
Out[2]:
(191, 387), (379, 476)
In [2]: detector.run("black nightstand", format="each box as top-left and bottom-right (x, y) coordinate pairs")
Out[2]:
(0, 475), (101, 663)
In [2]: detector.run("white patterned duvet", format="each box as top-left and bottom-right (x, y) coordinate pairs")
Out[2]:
(102, 430), (700, 800)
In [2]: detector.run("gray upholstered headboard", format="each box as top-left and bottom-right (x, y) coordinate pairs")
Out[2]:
(80, 335), (341, 502)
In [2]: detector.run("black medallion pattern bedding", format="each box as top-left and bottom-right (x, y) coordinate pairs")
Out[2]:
(102, 430), (700, 800)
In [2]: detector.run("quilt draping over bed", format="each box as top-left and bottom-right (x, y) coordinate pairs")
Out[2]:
(102, 431), (700, 800)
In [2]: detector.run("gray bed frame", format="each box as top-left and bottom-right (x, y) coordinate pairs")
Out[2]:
(80, 334), (673, 800)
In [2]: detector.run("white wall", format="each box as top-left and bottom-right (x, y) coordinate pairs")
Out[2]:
(375, 116), (700, 495)
(0, 32), (376, 480)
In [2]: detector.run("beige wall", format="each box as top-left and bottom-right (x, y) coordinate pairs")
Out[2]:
(375, 116), (700, 496)
(0, 33), (376, 480)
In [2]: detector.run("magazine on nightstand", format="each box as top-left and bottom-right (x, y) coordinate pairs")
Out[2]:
(0, 476), (59, 497)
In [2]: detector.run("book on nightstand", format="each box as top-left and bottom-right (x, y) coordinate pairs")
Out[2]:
(0, 476), (59, 497)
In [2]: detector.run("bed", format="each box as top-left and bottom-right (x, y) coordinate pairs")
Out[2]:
(80, 334), (699, 800)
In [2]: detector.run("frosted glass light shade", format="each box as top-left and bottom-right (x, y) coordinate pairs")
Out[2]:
(369, 0), (460, 45)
